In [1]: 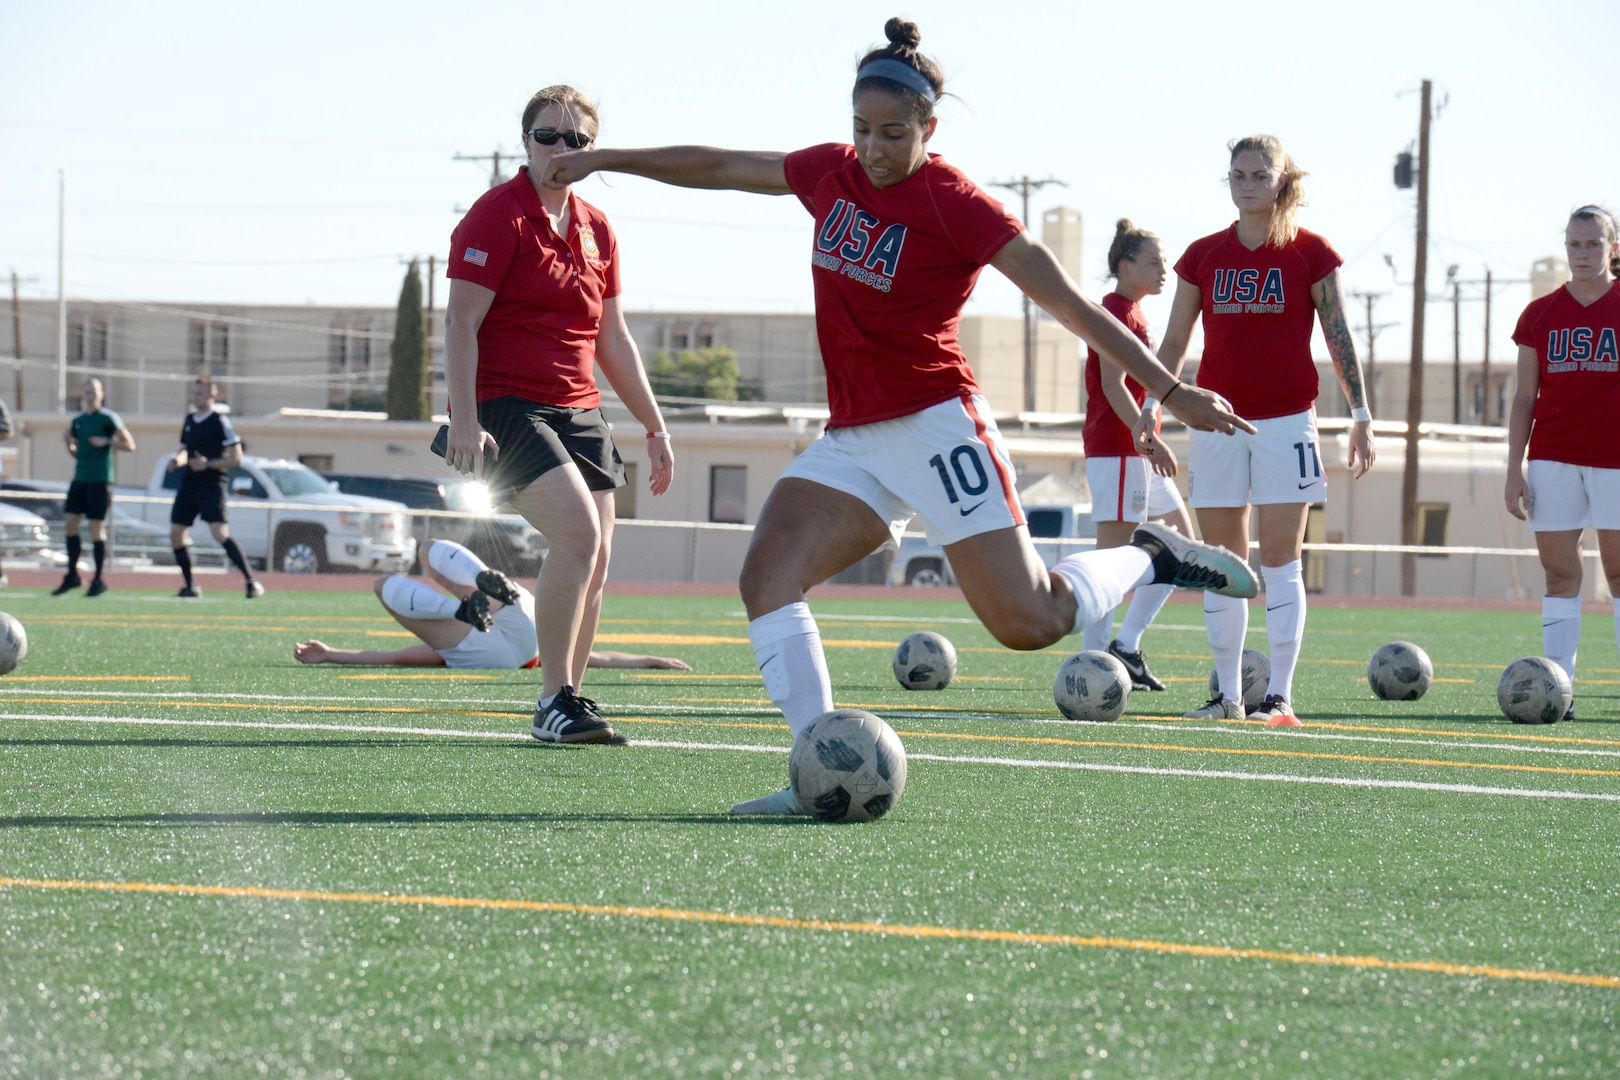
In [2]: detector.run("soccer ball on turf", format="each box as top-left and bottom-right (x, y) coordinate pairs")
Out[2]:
(1207, 648), (1272, 709)
(1053, 650), (1131, 723)
(0, 612), (28, 675)
(892, 631), (957, 691)
(1368, 641), (1433, 701)
(1496, 657), (1572, 725)
(789, 709), (907, 823)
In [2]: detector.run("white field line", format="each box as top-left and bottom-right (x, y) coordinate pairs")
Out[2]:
(6, 712), (1620, 803)
(3, 690), (1618, 759)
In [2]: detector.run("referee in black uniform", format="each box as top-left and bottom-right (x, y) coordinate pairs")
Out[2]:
(170, 377), (264, 599)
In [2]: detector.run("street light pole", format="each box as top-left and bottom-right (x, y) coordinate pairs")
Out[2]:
(991, 175), (1065, 412)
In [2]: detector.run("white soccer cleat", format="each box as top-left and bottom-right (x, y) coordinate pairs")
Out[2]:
(1183, 694), (1245, 721)
(729, 786), (809, 816)
(1131, 521), (1258, 599)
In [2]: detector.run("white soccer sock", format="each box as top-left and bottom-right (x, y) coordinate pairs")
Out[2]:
(1205, 591), (1249, 701)
(1116, 584), (1173, 652)
(427, 539), (488, 588)
(748, 602), (834, 736)
(1543, 595), (1582, 684)
(1052, 547), (1154, 636)
(380, 575), (459, 620)
(1261, 560), (1307, 701)
(1080, 611), (1113, 653)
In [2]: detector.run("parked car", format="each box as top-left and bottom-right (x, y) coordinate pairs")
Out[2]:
(322, 474), (546, 577)
(0, 500), (50, 558)
(117, 458), (415, 574)
(0, 479), (213, 564)
(889, 502), (1096, 587)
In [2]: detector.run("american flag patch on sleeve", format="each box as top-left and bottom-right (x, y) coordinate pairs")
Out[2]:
(463, 247), (489, 267)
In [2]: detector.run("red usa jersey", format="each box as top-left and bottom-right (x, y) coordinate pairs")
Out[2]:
(1082, 292), (1152, 458)
(1513, 283), (1620, 468)
(448, 167), (620, 407)
(783, 143), (1023, 428)
(1174, 225), (1342, 420)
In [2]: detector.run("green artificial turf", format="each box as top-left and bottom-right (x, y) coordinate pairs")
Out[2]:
(0, 587), (1616, 1077)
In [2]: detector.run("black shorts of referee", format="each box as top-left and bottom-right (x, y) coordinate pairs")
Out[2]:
(64, 481), (113, 521)
(475, 397), (626, 505)
(171, 473), (229, 526)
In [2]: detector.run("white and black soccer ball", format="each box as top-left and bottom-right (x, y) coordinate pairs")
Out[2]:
(0, 612), (28, 676)
(1368, 641), (1433, 701)
(892, 631), (957, 691)
(789, 709), (907, 823)
(1053, 650), (1131, 723)
(1496, 657), (1572, 725)
(1207, 648), (1272, 709)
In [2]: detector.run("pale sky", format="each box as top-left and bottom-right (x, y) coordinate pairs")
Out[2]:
(4, 0), (1617, 372)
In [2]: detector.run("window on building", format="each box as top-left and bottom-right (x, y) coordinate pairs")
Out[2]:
(68, 320), (85, 363)
(709, 465), (747, 524)
(299, 454), (335, 473)
(189, 322), (207, 367)
(614, 462), (638, 520)
(89, 322), (108, 367)
(670, 332), (690, 351)
(1417, 503), (1450, 555)
(212, 323), (230, 371)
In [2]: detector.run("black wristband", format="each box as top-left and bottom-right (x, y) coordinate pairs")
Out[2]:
(1162, 381), (1183, 404)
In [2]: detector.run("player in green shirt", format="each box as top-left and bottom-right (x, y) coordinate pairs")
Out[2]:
(55, 378), (136, 597)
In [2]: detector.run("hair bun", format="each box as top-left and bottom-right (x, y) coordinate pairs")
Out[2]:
(884, 17), (921, 49)
(1114, 218), (1135, 236)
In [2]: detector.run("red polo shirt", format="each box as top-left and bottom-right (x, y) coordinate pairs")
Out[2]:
(448, 166), (620, 407)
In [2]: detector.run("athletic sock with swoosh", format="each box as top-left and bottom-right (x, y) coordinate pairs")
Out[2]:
(748, 601), (834, 736)
(1543, 595), (1582, 685)
(1260, 560), (1306, 701)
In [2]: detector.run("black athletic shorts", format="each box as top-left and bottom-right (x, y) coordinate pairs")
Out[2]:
(171, 475), (228, 526)
(64, 481), (112, 521)
(474, 397), (626, 503)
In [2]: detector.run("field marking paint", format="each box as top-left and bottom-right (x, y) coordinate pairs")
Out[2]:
(7, 712), (1620, 802)
(338, 674), (503, 681)
(2, 874), (1614, 992)
(2, 676), (189, 683)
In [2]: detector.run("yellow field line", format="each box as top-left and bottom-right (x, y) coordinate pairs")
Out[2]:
(1, 875), (1612, 991)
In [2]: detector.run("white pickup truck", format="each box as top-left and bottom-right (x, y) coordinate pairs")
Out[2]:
(121, 456), (416, 574)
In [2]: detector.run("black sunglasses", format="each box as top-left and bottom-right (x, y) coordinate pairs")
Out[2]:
(528, 128), (591, 149)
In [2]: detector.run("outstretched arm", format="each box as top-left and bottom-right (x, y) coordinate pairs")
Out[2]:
(585, 651), (692, 670)
(991, 234), (1254, 435)
(294, 640), (446, 666)
(542, 146), (791, 195)
(1312, 270), (1374, 478)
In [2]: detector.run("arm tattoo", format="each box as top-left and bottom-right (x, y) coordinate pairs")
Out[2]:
(1315, 274), (1367, 409)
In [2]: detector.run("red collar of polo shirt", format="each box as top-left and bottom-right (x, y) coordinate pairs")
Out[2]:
(512, 165), (581, 238)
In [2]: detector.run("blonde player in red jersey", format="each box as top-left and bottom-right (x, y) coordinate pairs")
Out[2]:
(1504, 205), (1620, 721)
(1149, 135), (1374, 726)
(1079, 220), (1196, 691)
(546, 17), (1260, 813)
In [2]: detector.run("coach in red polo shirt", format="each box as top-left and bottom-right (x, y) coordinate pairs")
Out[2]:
(443, 84), (673, 747)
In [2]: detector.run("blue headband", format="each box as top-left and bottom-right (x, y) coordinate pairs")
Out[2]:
(855, 58), (937, 103)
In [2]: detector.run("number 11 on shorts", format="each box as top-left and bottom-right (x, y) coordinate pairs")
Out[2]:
(1294, 441), (1322, 482)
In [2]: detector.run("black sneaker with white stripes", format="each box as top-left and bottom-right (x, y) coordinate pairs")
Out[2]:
(474, 568), (523, 607)
(530, 686), (615, 744)
(453, 590), (493, 632)
(1107, 639), (1166, 691)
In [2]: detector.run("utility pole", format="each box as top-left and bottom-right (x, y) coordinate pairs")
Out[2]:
(453, 150), (511, 189)
(991, 175), (1066, 412)
(1400, 80), (1432, 597)
(56, 169), (67, 414)
(1481, 267), (1494, 425)
(10, 270), (36, 411)
(1349, 290), (1395, 415)
(1451, 281), (1461, 423)
(426, 253), (437, 416)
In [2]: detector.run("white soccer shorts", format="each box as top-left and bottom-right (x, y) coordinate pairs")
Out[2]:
(436, 590), (540, 669)
(780, 393), (1024, 547)
(1086, 455), (1187, 524)
(1526, 459), (1620, 532)
(1187, 408), (1326, 508)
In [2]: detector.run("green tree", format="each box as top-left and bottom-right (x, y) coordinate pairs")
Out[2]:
(646, 346), (747, 400)
(385, 260), (428, 420)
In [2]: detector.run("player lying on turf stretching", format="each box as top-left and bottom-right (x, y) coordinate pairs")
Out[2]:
(293, 539), (691, 672)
